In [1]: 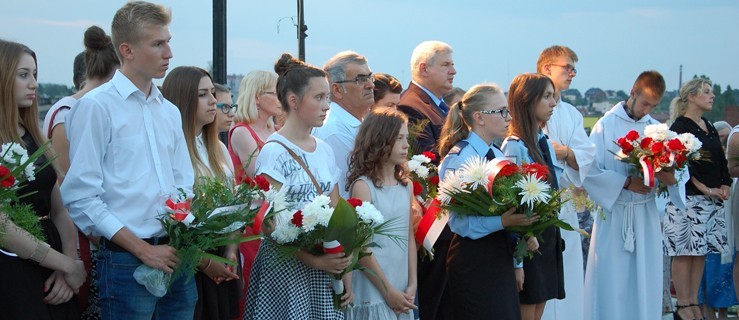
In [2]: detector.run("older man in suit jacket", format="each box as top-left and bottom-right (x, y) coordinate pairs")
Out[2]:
(398, 40), (456, 320)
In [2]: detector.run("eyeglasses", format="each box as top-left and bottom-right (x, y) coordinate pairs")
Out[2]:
(549, 64), (577, 74)
(216, 103), (238, 114)
(262, 91), (277, 96)
(335, 73), (375, 86)
(479, 108), (509, 118)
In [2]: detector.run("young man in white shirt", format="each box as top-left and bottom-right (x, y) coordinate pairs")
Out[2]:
(537, 45), (595, 320)
(61, 2), (195, 319)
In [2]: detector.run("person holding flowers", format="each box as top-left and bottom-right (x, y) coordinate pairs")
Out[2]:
(344, 108), (418, 319)
(437, 83), (538, 320)
(582, 71), (680, 320)
(664, 77), (731, 320)
(0, 39), (81, 319)
(501, 73), (565, 320)
(162, 66), (239, 320)
(243, 53), (352, 319)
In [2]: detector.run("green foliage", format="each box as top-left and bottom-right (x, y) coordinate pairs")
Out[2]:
(408, 119), (430, 156)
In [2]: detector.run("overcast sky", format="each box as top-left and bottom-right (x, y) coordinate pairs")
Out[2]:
(2, 0), (738, 93)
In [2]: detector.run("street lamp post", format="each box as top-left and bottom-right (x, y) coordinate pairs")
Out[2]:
(297, 0), (307, 61)
(213, 0), (227, 84)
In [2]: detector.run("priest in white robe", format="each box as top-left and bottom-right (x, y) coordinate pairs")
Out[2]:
(536, 45), (595, 320)
(583, 71), (685, 320)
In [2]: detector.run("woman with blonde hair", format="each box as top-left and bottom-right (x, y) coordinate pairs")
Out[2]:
(0, 39), (81, 319)
(162, 66), (237, 320)
(664, 77), (730, 320)
(439, 83), (537, 320)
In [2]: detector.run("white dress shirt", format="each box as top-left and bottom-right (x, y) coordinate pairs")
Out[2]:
(62, 70), (194, 239)
(312, 102), (361, 198)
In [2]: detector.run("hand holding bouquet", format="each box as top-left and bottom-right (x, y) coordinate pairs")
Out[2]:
(436, 156), (571, 262)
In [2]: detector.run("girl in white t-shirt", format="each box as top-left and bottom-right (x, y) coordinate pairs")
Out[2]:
(244, 53), (353, 320)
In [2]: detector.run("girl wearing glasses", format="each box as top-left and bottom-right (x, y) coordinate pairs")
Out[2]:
(501, 73), (564, 320)
(161, 66), (238, 320)
(214, 83), (236, 134)
(437, 84), (537, 320)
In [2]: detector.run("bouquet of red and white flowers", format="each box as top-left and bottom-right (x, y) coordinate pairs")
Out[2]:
(0, 142), (50, 245)
(133, 176), (264, 297)
(268, 195), (401, 309)
(615, 123), (702, 188)
(408, 151), (440, 203)
(436, 156), (571, 262)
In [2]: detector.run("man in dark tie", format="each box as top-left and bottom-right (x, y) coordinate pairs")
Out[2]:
(398, 40), (456, 320)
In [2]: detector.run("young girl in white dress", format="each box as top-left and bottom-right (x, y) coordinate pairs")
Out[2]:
(345, 108), (418, 319)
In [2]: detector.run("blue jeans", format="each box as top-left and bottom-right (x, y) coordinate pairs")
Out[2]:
(97, 248), (197, 320)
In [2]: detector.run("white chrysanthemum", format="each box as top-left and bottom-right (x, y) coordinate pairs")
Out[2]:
(415, 166), (430, 178)
(407, 159), (421, 172)
(411, 154), (431, 164)
(356, 201), (384, 224)
(644, 123), (672, 141)
(458, 156), (495, 190)
(678, 133), (702, 153)
(271, 211), (302, 243)
(437, 170), (466, 204)
(515, 173), (552, 208)
(264, 187), (288, 213)
(1, 142), (29, 165)
(24, 163), (36, 181)
(301, 195), (333, 231)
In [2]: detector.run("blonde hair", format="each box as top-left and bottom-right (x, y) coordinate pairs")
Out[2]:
(438, 84), (504, 157)
(234, 70), (278, 128)
(536, 45), (578, 73)
(410, 41), (452, 78)
(111, 1), (171, 62)
(670, 78), (713, 122)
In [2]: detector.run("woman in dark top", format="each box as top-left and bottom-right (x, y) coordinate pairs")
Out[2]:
(0, 40), (81, 319)
(663, 78), (731, 320)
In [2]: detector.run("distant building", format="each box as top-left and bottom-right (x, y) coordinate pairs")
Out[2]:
(591, 101), (612, 114)
(585, 88), (607, 102)
(226, 74), (244, 98)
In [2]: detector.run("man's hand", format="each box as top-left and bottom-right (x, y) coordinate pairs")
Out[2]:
(138, 244), (179, 274)
(625, 176), (651, 195)
(550, 141), (569, 161)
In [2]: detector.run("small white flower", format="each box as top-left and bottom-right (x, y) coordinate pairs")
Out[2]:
(458, 156), (495, 191)
(678, 133), (702, 153)
(644, 123), (676, 141)
(515, 173), (552, 208)
(407, 159), (421, 172)
(416, 166), (430, 179)
(356, 201), (384, 224)
(411, 154), (431, 164)
(271, 211), (302, 243)
(300, 195), (333, 231)
(264, 187), (288, 213)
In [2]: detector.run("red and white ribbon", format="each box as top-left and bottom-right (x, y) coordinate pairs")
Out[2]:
(251, 200), (271, 235)
(639, 156), (655, 188)
(414, 199), (449, 258)
(486, 158), (515, 197)
(323, 240), (344, 254)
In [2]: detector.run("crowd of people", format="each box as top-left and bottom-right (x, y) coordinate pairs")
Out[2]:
(1, 1), (737, 320)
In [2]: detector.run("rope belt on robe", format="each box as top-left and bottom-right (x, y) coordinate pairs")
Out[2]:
(614, 197), (653, 253)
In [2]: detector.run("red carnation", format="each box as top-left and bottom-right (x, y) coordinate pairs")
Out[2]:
(625, 130), (640, 141)
(617, 137), (634, 153)
(0, 166), (14, 188)
(658, 153), (671, 165)
(291, 210), (303, 227)
(650, 141), (664, 154)
(429, 175), (440, 185)
(412, 181), (423, 196)
(253, 175), (271, 191)
(346, 198), (363, 208)
(422, 151), (437, 162)
(521, 163), (549, 180)
(640, 137), (653, 149)
(675, 154), (687, 167)
(497, 163), (519, 177)
(667, 139), (685, 152)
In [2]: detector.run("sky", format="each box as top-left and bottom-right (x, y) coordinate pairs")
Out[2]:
(2, 0), (738, 93)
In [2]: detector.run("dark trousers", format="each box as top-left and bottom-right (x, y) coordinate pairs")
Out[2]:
(418, 236), (454, 320)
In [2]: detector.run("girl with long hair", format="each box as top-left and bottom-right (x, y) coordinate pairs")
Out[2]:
(0, 39), (81, 319)
(501, 73), (564, 320)
(243, 53), (353, 319)
(162, 66), (237, 320)
(344, 108), (417, 319)
(438, 84), (536, 320)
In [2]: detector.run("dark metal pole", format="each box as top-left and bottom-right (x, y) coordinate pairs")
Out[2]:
(678, 64), (683, 89)
(213, 0), (227, 84)
(297, 0), (307, 61)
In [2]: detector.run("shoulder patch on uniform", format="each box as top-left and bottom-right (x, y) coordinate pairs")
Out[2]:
(448, 140), (469, 155)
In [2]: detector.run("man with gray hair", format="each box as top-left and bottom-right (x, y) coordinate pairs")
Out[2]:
(398, 40), (456, 320)
(314, 50), (375, 198)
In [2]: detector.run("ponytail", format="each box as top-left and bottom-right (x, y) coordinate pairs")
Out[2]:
(438, 101), (469, 158)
